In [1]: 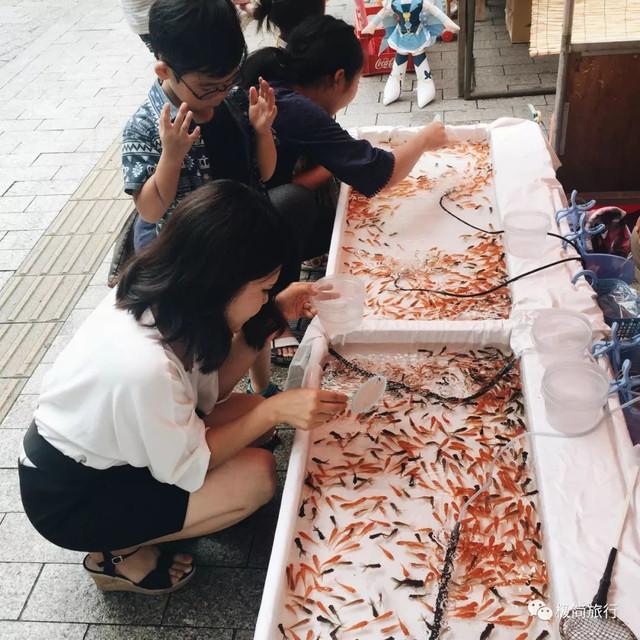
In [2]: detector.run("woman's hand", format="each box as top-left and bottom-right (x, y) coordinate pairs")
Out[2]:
(275, 282), (316, 321)
(276, 281), (340, 321)
(268, 388), (348, 430)
(249, 77), (277, 136)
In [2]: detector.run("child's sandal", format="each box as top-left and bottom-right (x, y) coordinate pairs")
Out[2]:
(83, 548), (195, 595)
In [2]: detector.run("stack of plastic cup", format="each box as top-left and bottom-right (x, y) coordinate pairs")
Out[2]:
(314, 275), (366, 339)
(531, 309), (593, 364)
(542, 360), (610, 433)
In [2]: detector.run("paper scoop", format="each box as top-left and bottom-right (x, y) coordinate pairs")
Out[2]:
(351, 375), (387, 414)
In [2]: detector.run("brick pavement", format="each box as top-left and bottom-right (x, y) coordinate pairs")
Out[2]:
(0, 0), (557, 637)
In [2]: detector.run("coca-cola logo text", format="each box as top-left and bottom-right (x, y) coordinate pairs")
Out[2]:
(374, 57), (394, 70)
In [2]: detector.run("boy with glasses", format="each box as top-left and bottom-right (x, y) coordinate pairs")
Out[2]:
(122, 0), (277, 251)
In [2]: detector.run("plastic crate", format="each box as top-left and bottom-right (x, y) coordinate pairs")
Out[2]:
(610, 345), (640, 444)
(582, 252), (634, 282)
(573, 270), (640, 340)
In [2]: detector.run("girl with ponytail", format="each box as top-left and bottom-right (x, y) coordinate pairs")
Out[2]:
(242, 14), (447, 265)
(251, 0), (325, 43)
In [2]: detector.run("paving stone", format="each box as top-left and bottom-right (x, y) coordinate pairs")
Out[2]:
(0, 621), (88, 640)
(0, 152), (39, 168)
(0, 271), (11, 290)
(476, 96), (548, 109)
(90, 260), (111, 286)
(22, 362), (52, 395)
(38, 115), (103, 131)
(73, 284), (109, 310)
(0, 513), (82, 563)
(32, 151), (103, 167)
(48, 198), (132, 235)
(17, 234), (112, 276)
(0, 428), (24, 468)
(22, 563), (168, 624)
(0, 212), (58, 234)
(0, 230), (46, 251)
(58, 308), (93, 337)
(247, 472), (285, 570)
(85, 626), (233, 640)
(0, 196), (34, 213)
(273, 428), (294, 471)
(1, 394), (37, 429)
(94, 141), (122, 171)
(346, 100), (410, 115)
(0, 274), (90, 322)
(5, 179), (81, 198)
(25, 194), (70, 213)
(54, 165), (95, 181)
(233, 632), (254, 640)
(474, 66), (506, 79)
(445, 107), (512, 123)
(2, 166), (60, 183)
(0, 249), (29, 270)
(505, 62), (557, 76)
(163, 567), (267, 629)
(179, 518), (255, 568)
(335, 113), (378, 128)
(40, 331), (72, 364)
(0, 562), (42, 619)
(377, 110), (445, 127)
(0, 378), (26, 426)
(0, 467), (22, 512)
(71, 169), (127, 200)
(246, 508), (279, 571)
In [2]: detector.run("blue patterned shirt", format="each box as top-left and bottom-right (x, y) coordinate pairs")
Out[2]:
(122, 80), (213, 233)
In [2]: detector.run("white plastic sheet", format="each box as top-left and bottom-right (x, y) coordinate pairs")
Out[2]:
(254, 121), (639, 639)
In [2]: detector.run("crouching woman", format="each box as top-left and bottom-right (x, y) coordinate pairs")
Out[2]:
(18, 180), (347, 595)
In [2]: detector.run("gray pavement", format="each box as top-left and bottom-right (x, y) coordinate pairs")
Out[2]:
(0, 0), (557, 637)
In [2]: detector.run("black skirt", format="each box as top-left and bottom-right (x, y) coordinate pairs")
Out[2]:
(18, 422), (190, 552)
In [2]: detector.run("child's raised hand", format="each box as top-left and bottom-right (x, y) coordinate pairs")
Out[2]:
(421, 120), (447, 151)
(159, 103), (201, 161)
(249, 77), (277, 135)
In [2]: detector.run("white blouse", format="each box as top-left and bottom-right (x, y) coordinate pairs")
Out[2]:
(31, 290), (217, 492)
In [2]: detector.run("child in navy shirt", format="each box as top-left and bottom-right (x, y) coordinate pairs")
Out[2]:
(242, 15), (447, 262)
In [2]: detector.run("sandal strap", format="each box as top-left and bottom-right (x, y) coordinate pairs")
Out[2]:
(136, 551), (180, 591)
(98, 547), (142, 576)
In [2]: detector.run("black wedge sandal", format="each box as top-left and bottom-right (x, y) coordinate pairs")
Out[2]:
(83, 547), (195, 595)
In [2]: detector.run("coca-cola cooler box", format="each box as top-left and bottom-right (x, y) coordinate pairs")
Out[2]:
(354, 0), (415, 76)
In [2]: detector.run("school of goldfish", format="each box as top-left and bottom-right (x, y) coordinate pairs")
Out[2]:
(277, 347), (550, 640)
(338, 141), (511, 320)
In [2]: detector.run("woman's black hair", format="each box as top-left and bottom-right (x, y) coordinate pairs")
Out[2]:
(149, 0), (247, 77)
(253, 0), (325, 42)
(241, 15), (363, 89)
(116, 180), (291, 374)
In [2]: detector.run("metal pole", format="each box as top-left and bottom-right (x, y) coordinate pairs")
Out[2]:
(552, 0), (576, 153)
(464, 0), (477, 98)
(457, 0), (467, 97)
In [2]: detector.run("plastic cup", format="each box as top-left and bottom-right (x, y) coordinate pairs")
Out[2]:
(503, 211), (551, 259)
(531, 309), (592, 362)
(542, 360), (610, 433)
(314, 275), (366, 338)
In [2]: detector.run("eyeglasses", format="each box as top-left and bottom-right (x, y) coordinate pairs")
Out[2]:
(171, 67), (240, 100)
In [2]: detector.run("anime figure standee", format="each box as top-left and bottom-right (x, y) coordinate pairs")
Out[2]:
(362, 0), (459, 108)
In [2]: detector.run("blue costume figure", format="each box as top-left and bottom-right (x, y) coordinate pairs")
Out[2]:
(362, 0), (459, 108)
